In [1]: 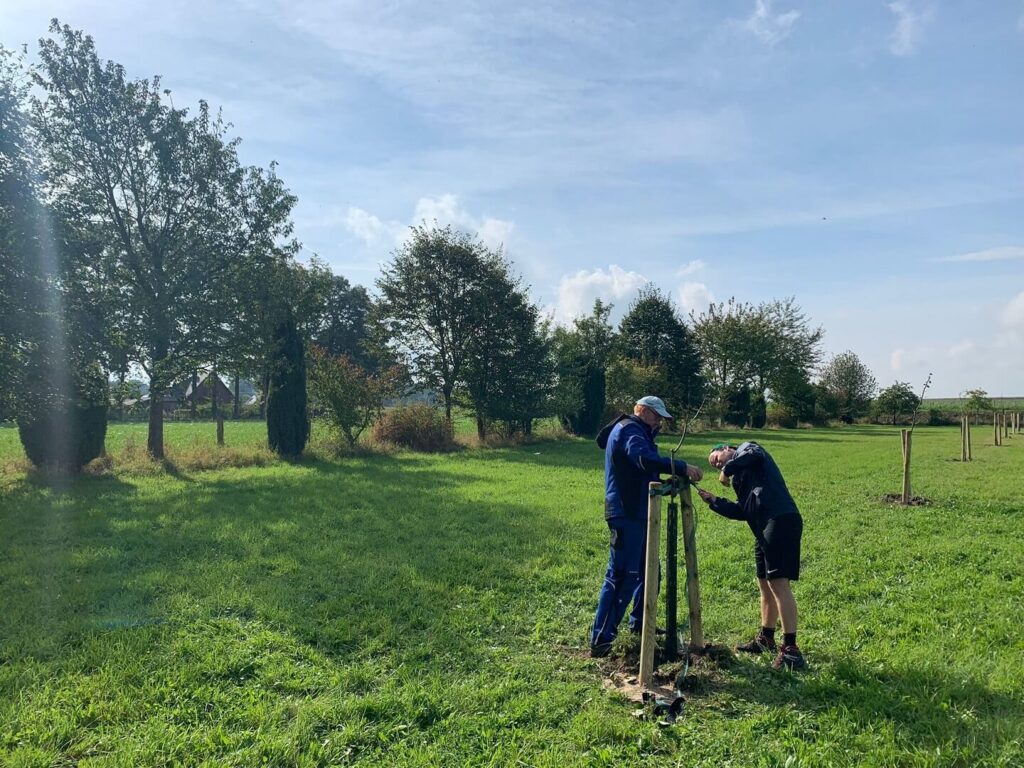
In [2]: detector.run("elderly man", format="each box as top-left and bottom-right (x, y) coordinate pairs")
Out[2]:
(589, 396), (703, 657)
(696, 441), (806, 671)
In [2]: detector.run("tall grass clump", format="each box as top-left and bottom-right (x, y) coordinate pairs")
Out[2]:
(372, 404), (458, 452)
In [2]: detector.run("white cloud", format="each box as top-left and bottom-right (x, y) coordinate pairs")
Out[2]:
(412, 194), (514, 250)
(677, 282), (715, 316)
(947, 340), (976, 358)
(740, 0), (801, 46)
(344, 194), (514, 251)
(890, 348), (905, 371)
(343, 207), (406, 247)
(675, 260), (707, 278)
(888, 2), (933, 57)
(1003, 291), (1024, 329)
(553, 265), (648, 324)
(937, 246), (1024, 263)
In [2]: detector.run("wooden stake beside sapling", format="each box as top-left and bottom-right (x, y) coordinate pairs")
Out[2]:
(639, 484), (662, 689)
(901, 372), (931, 504)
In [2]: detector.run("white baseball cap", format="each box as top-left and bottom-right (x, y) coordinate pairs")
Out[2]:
(636, 395), (672, 419)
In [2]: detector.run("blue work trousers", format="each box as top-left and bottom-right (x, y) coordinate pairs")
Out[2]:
(590, 516), (650, 647)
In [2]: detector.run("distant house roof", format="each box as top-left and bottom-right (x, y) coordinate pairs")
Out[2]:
(183, 373), (233, 406)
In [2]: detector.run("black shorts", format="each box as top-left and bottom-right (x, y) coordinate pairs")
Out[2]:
(753, 513), (802, 581)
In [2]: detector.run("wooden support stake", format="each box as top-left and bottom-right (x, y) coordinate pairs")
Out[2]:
(994, 413), (1000, 446)
(967, 416), (972, 460)
(639, 484), (663, 689)
(216, 414), (225, 446)
(680, 484), (704, 651)
(901, 429), (911, 504)
(960, 416), (967, 462)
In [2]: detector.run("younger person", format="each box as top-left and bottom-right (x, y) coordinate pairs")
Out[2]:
(696, 441), (806, 670)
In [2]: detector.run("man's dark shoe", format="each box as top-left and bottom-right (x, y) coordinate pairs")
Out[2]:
(590, 642), (613, 658)
(736, 632), (777, 654)
(772, 645), (807, 671)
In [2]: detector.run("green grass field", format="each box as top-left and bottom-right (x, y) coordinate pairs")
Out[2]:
(1, 422), (1022, 766)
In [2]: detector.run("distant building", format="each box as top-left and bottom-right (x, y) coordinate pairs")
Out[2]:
(139, 373), (233, 413)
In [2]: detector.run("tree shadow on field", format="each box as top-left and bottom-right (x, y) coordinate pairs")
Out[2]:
(707, 651), (1022, 757)
(472, 441), (602, 472)
(1, 452), (571, 670)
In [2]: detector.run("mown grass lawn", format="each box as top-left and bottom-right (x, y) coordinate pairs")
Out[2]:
(1, 423), (1022, 766)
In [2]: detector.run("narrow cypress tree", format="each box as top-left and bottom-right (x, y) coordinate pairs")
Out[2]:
(18, 346), (108, 472)
(266, 313), (309, 458)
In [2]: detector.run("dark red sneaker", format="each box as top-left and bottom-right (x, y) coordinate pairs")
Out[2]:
(736, 632), (777, 654)
(772, 645), (807, 671)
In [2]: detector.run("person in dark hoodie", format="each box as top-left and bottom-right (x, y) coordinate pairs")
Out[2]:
(589, 396), (703, 657)
(696, 441), (806, 671)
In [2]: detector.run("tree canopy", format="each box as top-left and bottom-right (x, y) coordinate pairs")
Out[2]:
(31, 22), (300, 456)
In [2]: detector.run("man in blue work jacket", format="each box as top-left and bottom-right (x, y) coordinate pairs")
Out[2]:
(589, 396), (703, 657)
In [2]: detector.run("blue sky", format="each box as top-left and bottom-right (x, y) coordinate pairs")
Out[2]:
(4, 0), (1023, 397)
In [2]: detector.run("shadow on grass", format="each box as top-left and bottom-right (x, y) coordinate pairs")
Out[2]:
(702, 652), (1021, 754)
(0, 452), (570, 670)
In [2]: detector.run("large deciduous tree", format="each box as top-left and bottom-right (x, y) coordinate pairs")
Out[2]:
(0, 47), (43, 420)
(32, 22), (298, 458)
(312, 274), (375, 369)
(616, 287), (703, 415)
(374, 224), (502, 427)
(819, 350), (877, 422)
(462, 268), (554, 439)
(751, 297), (823, 425)
(552, 299), (615, 436)
(874, 381), (920, 425)
(690, 298), (758, 426)
(963, 389), (992, 422)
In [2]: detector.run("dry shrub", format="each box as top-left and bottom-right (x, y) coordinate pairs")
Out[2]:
(372, 404), (458, 452)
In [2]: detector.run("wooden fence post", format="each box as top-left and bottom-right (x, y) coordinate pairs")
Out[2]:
(900, 429), (912, 503)
(639, 484), (663, 689)
(216, 414), (224, 446)
(680, 484), (704, 651)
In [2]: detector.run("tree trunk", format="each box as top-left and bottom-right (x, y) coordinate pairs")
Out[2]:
(147, 374), (165, 459)
(211, 365), (219, 419)
(117, 369), (127, 421)
(443, 386), (453, 433)
(233, 376), (241, 419)
(190, 368), (198, 419)
(476, 414), (487, 441)
(259, 369), (270, 419)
